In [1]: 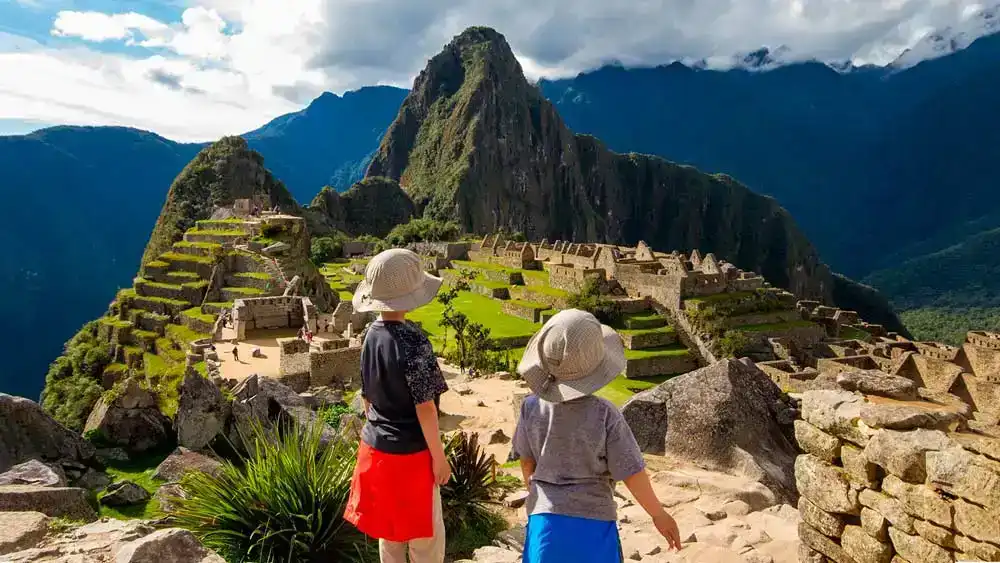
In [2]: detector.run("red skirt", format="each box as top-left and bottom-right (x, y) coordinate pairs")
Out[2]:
(343, 441), (435, 542)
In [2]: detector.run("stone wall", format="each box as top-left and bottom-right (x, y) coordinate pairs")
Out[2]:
(408, 241), (470, 260)
(502, 300), (548, 323)
(624, 353), (698, 378)
(278, 337), (310, 377)
(547, 264), (603, 293)
(232, 296), (310, 338)
(310, 346), (362, 388)
(795, 388), (1000, 563)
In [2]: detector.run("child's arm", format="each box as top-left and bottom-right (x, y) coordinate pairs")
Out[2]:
(518, 457), (536, 485)
(415, 400), (451, 485)
(623, 469), (681, 550)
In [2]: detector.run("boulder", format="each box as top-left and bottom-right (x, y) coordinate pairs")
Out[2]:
(0, 512), (48, 556)
(795, 454), (859, 515)
(74, 468), (113, 491)
(836, 370), (917, 400)
(863, 428), (953, 483)
(621, 359), (799, 500)
(0, 519), (152, 561)
(115, 528), (225, 563)
(152, 448), (223, 482)
(0, 393), (95, 472)
(175, 371), (230, 451)
(101, 480), (151, 506)
(0, 485), (97, 521)
(227, 375), (338, 454)
(155, 483), (187, 514)
(799, 390), (867, 445)
(83, 380), (173, 453)
(859, 403), (963, 431)
(0, 460), (67, 487)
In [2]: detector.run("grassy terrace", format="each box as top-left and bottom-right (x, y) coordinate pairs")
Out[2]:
(99, 317), (132, 329)
(174, 241), (222, 250)
(232, 272), (271, 280)
(138, 278), (208, 290)
(146, 260), (169, 268)
(515, 285), (568, 298)
(166, 271), (201, 280)
(165, 324), (210, 347)
(160, 252), (214, 264)
(839, 326), (872, 341)
(736, 320), (818, 332)
(473, 279), (510, 290)
(134, 295), (190, 307)
(451, 260), (518, 274)
(624, 345), (691, 360)
(508, 299), (550, 310)
(596, 374), (673, 406)
(685, 291), (754, 307)
(408, 290), (541, 353)
(222, 287), (265, 296)
(181, 307), (216, 325)
(620, 325), (676, 337)
(185, 229), (247, 236)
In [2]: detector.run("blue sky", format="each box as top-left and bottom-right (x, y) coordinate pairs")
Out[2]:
(0, 0), (992, 142)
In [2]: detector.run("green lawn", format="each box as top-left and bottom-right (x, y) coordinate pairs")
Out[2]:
(520, 269), (549, 282)
(685, 291), (753, 306)
(99, 451), (170, 520)
(624, 345), (691, 360)
(408, 291), (541, 340)
(232, 272), (271, 280)
(174, 241), (222, 250)
(737, 320), (818, 332)
(620, 325), (676, 336)
(181, 307), (216, 325)
(160, 252), (214, 265)
(596, 374), (673, 406)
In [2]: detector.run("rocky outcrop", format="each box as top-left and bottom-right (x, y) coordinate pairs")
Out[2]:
(621, 359), (800, 501)
(0, 393), (95, 473)
(175, 372), (229, 451)
(1, 519), (223, 562)
(363, 26), (898, 319)
(309, 178), (416, 237)
(0, 485), (97, 521)
(227, 374), (337, 453)
(83, 380), (173, 453)
(100, 480), (151, 506)
(0, 460), (66, 487)
(0, 512), (48, 556)
(151, 447), (223, 482)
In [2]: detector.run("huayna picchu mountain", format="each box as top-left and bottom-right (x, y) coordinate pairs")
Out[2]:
(365, 27), (903, 332)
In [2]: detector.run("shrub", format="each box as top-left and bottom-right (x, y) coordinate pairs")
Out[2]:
(566, 278), (622, 326)
(171, 421), (375, 562)
(311, 233), (348, 264)
(441, 432), (506, 553)
(384, 218), (461, 248)
(717, 330), (753, 358)
(318, 403), (354, 430)
(41, 321), (114, 429)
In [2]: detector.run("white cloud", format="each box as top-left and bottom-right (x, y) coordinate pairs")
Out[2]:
(0, 0), (993, 141)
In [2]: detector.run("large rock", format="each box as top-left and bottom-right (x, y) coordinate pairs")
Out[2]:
(0, 512), (48, 556)
(0, 485), (97, 521)
(795, 454), (859, 515)
(115, 528), (224, 563)
(863, 428), (953, 483)
(859, 402), (962, 431)
(100, 480), (151, 506)
(799, 390), (867, 445)
(152, 448), (223, 482)
(0, 393), (95, 472)
(836, 370), (917, 400)
(0, 460), (67, 487)
(227, 375), (337, 453)
(84, 380), (173, 453)
(622, 359), (799, 500)
(175, 371), (230, 451)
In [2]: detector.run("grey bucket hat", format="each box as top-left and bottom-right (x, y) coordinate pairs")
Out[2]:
(517, 309), (626, 403)
(352, 248), (443, 312)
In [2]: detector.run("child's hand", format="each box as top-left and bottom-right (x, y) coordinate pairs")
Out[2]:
(653, 512), (682, 551)
(432, 452), (451, 485)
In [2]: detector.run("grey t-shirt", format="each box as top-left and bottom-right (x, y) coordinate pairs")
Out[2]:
(512, 394), (646, 522)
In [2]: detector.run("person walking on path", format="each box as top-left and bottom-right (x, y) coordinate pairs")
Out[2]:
(343, 248), (449, 563)
(512, 309), (682, 562)
(231, 345), (240, 363)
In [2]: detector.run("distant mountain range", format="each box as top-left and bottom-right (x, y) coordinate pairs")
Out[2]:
(3, 19), (1000, 399)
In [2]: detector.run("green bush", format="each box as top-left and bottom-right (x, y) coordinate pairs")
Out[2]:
(717, 330), (753, 358)
(441, 432), (506, 554)
(318, 403), (354, 430)
(171, 421), (375, 562)
(41, 321), (114, 430)
(566, 278), (622, 326)
(311, 233), (348, 264)
(384, 218), (461, 248)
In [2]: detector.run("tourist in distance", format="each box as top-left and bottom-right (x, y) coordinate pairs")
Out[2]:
(512, 309), (682, 561)
(343, 248), (450, 563)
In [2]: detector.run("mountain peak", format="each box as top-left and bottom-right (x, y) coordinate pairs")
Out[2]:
(891, 3), (1000, 69)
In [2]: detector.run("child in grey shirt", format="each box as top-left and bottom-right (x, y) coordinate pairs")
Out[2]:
(512, 309), (681, 562)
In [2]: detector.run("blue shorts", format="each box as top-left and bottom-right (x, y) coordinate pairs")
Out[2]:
(523, 513), (622, 563)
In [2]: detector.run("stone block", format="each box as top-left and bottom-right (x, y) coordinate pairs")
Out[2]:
(963, 374), (1000, 418)
(796, 420), (842, 463)
(798, 522), (856, 563)
(860, 403), (954, 431)
(800, 496), (847, 538)
(0, 485), (96, 521)
(860, 507), (889, 541)
(926, 446), (1000, 510)
(864, 428), (953, 483)
(798, 543), (826, 563)
(277, 337), (309, 355)
(840, 445), (878, 488)
(0, 511), (48, 556)
(887, 527), (952, 563)
(859, 489), (916, 534)
(954, 533), (1000, 561)
(953, 498), (1000, 547)
(881, 475), (953, 528)
(841, 525), (892, 563)
(796, 454), (860, 515)
(801, 390), (868, 445)
(948, 432), (1000, 462)
(836, 371), (916, 400)
(912, 519), (955, 550)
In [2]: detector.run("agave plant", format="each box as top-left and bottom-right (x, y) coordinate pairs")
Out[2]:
(441, 431), (505, 536)
(170, 421), (376, 563)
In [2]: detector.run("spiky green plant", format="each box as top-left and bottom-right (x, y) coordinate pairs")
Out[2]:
(441, 432), (505, 538)
(170, 421), (376, 562)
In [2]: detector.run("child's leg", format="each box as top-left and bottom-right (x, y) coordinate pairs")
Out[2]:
(407, 486), (446, 563)
(378, 539), (407, 563)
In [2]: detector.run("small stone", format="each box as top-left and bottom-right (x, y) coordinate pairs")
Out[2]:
(860, 507), (888, 541)
(841, 525), (892, 563)
(453, 384), (473, 396)
(888, 527), (952, 563)
(723, 500), (752, 518)
(488, 429), (510, 445)
(477, 400), (487, 407)
(864, 428), (953, 483)
(693, 525), (737, 547)
(701, 507), (728, 521)
(841, 444), (879, 487)
(799, 496), (846, 538)
(74, 469), (112, 492)
(794, 420), (841, 463)
(795, 454), (859, 515)
(741, 549), (773, 563)
(114, 528), (224, 562)
(836, 370), (917, 399)
(912, 519), (955, 550)
(953, 497), (1000, 546)
(859, 489), (916, 534)
(954, 533), (1000, 562)
(504, 490), (528, 509)
(100, 481), (151, 507)
(95, 448), (130, 464)
(151, 448), (223, 483)
(626, 548), (641, 560)
(0, 460), (66, 488)
(0, 512), (48, 555)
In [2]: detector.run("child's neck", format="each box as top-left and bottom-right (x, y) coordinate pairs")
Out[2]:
(380, 311), (407, 322)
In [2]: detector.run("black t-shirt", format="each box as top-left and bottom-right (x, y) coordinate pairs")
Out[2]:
(360, 320), (449, 454)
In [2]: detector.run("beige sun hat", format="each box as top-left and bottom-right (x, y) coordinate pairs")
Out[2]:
(352, 248), (443, 312)
(518, 308), (626, 403)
